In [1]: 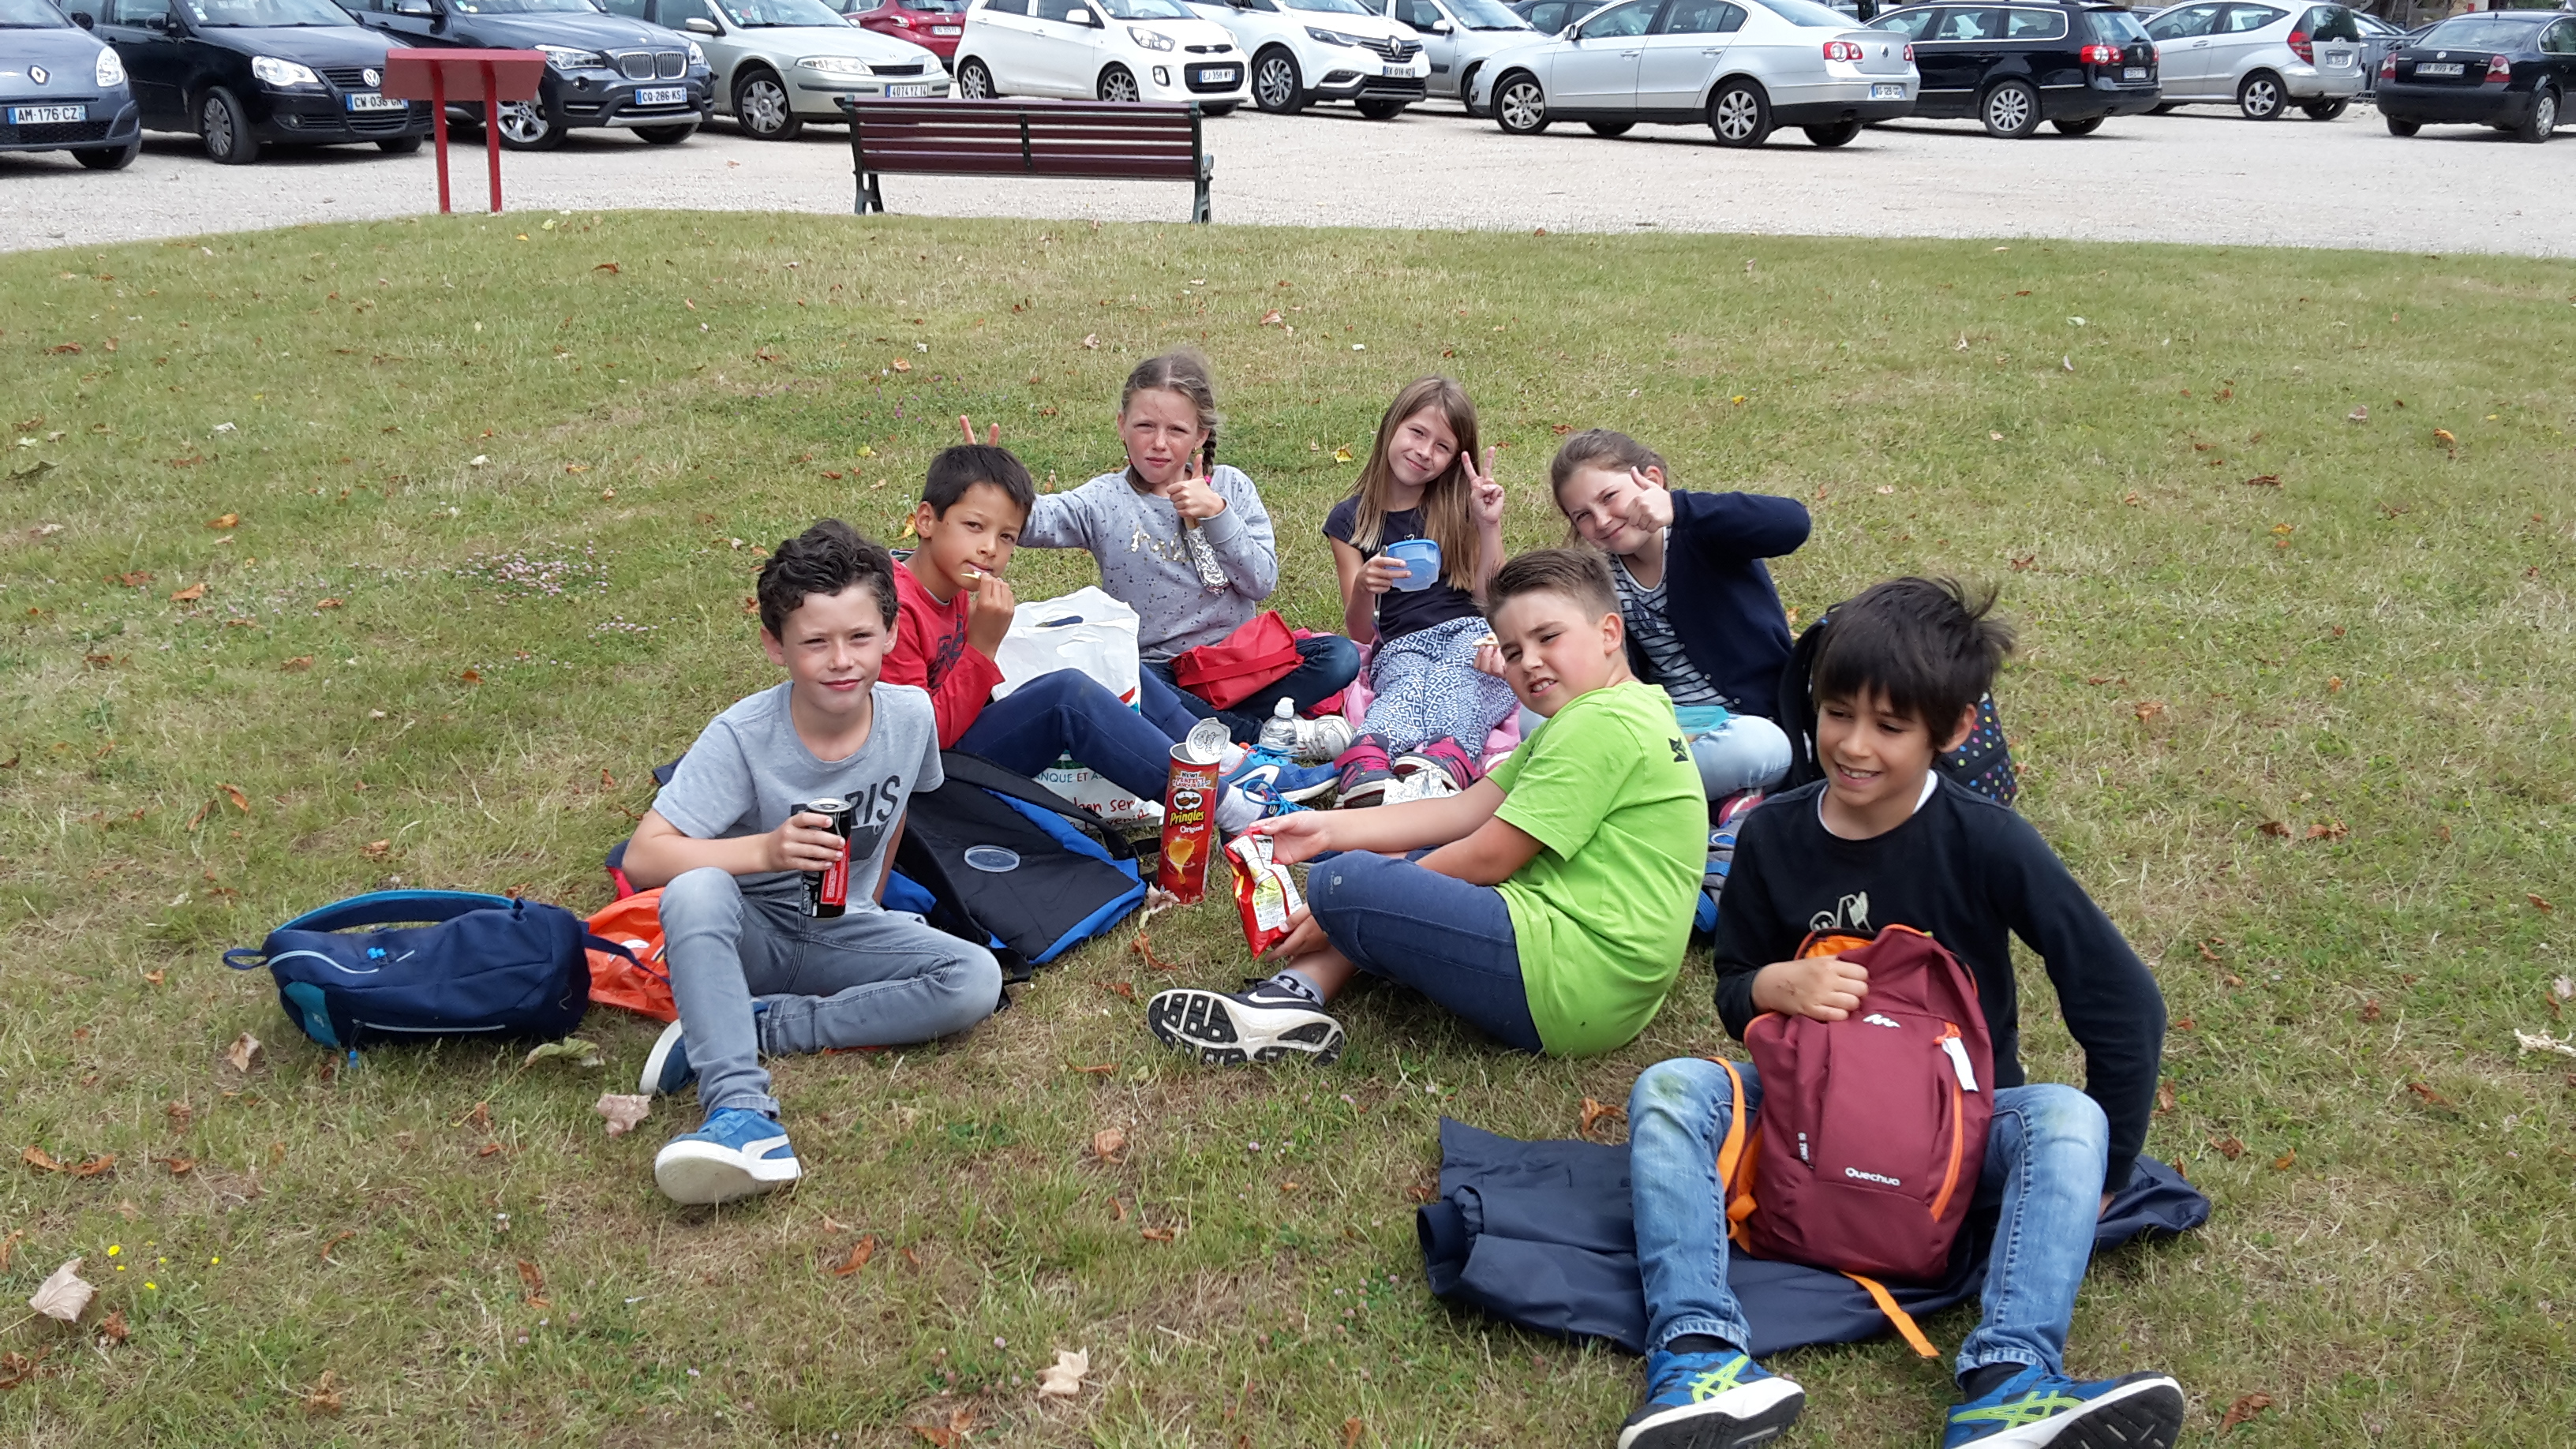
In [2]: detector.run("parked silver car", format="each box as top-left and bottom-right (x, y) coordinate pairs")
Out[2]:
(2140, 0), (2363, 119)
(1470, 0), (1917, 145)
(1367, 0), (1537, 108)
(631, 0), (943, 138)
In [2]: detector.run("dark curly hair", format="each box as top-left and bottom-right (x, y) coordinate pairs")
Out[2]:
(1810, 577), (2015, 737)
(755, 519), (897, 638)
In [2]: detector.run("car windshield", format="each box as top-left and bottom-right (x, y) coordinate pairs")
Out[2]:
(721, 0), (845, 23)
(451, 0), (598, 13)
(1097, 0), (1194, 17)
(0, 0), (73, 24)
(1746, 0), (1852, 27)
(184, 0), (354, 23)
(2417, 14), (2533, 49)
(1284, 0), (1374, 14)
(1449, 0), (1526, 25)
(2087, 7), (2146, 43)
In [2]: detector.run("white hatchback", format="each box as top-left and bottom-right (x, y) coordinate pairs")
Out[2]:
(1185, 0), (1432, 116)
(957, 0), (1252, 105)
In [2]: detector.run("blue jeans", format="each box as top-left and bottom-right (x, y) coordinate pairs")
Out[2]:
(1144, 634), (1364, 743)
(957, 668), (1183, 803)
(1687, 713), (1792, 799)
(1303, 848), (1543, 1053)
(1627, 1057), (2110, 1376)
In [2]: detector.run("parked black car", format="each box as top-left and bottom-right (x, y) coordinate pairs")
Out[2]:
(1507, 0), (1602, 32)
(1869, 0), (2158, 136)
(2376, 6), (2570, 143)
(87, 0), (431, 163)
(349, 0), (712, 149)
(2, 0), (142, 167)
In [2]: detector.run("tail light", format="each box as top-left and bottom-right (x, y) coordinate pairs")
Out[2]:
(1822, 39), (1864, 62)
(2078, 43), (2121, 65)
(2487, 51), (2512, 81)
(2379, 52), (2396, 78)
(2286, 28), (2311, 62)
(1904, 42), (1914, 62)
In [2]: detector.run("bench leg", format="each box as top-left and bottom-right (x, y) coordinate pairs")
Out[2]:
(1193, 167), (1211, 226)
(857, 169), (886, 216)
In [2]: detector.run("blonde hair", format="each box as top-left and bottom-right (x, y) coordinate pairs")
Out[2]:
(1119, 347), (1222, 481)
(1348, 377), (1484, 592)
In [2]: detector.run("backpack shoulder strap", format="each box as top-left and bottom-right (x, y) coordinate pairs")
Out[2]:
(1844, 1272), (1941, 1357)
(938, 751), (1135, 859)
(280, 889), (521, 934)
(1706, 1058), (1764, 1245)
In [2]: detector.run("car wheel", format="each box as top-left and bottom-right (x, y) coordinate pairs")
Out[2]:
(494, 99), (565, 151)
(735, 69), (801, 140)
(1587, 118), (1632, 137)
(198, 87), (258, 165)
(2515, 86), (2559, 143)
(2051, 115), (2103, 135)
(2383, 113), (2418, 136)
(1493, 71), (1546, 133)
(1357, 97), (1407, 119)
(1804, 118), (1862, 146)
(1098, 65), (1140, 103)
(2235, 69), (2283, 120)
(74, 137), (140, 170)
(1980, 77), (2039, 137)
(957, 57), (998, 99)
(2301, 98), (2347, 121)
(1252, 47), (1304, 114)
(1201, 102), (1237, 117)
(1707, 78), (1769, 147)
(375, 135), (424, 155)
(635, 123), (696, 144)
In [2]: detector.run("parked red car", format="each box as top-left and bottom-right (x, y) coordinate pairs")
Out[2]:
(841, 0), (971, 66)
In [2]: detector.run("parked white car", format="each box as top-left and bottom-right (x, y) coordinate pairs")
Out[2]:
(1365, 0), (1537, 110)
(643, 0), (944, 140)
(1469, 0), (1915, 145)
(2140, 0), (2364, 119)
(1184, 0), (1431, 115)
(957, 0), (1251, 107)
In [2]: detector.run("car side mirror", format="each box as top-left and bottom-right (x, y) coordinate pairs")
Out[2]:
(70, 9), (95, 24)
(1066, 5), (1095, 21)
(1430, 17), (1451, 31)
(684, 14), (718, 30)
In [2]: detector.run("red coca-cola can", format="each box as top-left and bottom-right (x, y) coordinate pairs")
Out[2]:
(797, 796), (855, 918)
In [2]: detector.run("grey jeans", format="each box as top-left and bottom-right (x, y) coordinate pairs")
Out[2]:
(657, 867), (1003, 1118)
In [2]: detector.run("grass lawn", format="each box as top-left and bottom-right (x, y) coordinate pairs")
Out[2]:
(2, 212), (2571, 1447)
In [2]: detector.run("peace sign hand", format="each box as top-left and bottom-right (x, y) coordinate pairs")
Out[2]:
(957, 414), (1002, 447)
(1464, 447), (1507, 530)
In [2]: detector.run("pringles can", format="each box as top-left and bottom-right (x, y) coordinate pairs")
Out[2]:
(797, 796), (856, 918)
(1158, 717), (1230, 904)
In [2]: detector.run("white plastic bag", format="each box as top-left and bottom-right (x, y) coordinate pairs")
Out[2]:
(990, 586), (1141, 706)
(1037, 755), (1164, 826)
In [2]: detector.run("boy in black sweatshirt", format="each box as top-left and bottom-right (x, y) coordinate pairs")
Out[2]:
(1616, 578), (2181, 1449)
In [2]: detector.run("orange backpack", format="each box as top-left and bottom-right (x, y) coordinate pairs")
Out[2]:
(583, 889), (676, 1023)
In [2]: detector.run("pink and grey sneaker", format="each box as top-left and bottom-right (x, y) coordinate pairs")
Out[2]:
(1333, 732), (1396, 807)
(1394, 736), (1483, 791)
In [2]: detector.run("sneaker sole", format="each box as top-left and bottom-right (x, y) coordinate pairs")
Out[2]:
(1619, 1380), (1805, 1449)
(1968, 1376), (2185, 1449)
(638, 1019), (691, 1097)
(1146, 988), (1345, 1065)
(1275, 772), (1341, 804)
(1336, 777), (1391, 808)
(653, 1139), (802, 1206)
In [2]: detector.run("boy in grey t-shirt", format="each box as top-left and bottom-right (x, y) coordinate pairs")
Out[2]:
(620, 521), (1002, 1207)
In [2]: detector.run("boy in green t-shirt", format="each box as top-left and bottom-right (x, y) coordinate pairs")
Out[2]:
(1144, 548), (1705, 1062)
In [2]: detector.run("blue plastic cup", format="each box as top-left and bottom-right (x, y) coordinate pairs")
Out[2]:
(1386, 537), (1442, 592)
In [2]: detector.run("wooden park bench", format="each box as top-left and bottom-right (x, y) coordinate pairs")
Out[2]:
(833, 97), (1214, 225)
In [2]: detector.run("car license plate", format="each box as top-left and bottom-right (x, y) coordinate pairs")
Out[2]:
(886, 81), (934, 97)
(1201, 66), (1237, 83)
(931, 23), (960, 32)
(7, 104), (86, 125)
(1380, 64), (1410, 77)
(2325, 53), (2347, 66)
(2417, 62), (2462, 76)
(346, 92), (409, 112)
(1870, 82), (1904, 99)
(2122, 65), (2146, 79)
(635, 86), (687, 106)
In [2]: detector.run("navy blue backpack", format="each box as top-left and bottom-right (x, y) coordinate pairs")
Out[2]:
(224, 890), (631, 1050)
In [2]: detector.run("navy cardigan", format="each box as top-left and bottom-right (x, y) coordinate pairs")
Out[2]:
(1621, 489), (1810, 720)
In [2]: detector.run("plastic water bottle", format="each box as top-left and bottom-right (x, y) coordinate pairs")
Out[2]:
(1257, 696), (1300, 754)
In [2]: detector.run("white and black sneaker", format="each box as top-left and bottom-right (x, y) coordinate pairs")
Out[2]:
(1146, 981), (1346, 1065)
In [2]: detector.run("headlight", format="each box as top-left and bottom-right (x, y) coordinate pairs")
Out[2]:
(686, 39), (706, 67)
(250, 55), (322, 88)
(95, 47), (126, 88)
(1128, 24), (1174, 50)
(1305, 25), (1356, 45)
(799, 54), (874, 73)
(535, 43), (608, 69)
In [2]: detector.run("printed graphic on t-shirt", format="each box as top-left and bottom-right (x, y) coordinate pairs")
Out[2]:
(1809, 890), (1872, 938)
(924, 598), (972, 691)
(838, 772), (908, 871)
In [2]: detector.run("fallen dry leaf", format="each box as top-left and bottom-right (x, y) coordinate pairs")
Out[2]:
(0, 1347), (54, 1391)
(219, 782), (249, 814)
(1080, 333), (1099, 350)
(303, 1370), (344, 1417)
(280, 656), (313, 672)
(911, 1406), (979, 1446)
(67, 1155), (115, 1178)
(1130, 932), (1175, 972)
(1140, 1226), (1174, 1242)
(224, 1032), (264, 1073)
(594, 1093), (650, 1136)
(1333, 446), (1354, 463)
(2406, 1080), (2453, 1109)
(2132, 700), (2166, 722)
(2347, 406), (2368, 422)
(831, 1234), (879, 1277)
(2259, 821), (2290, 837)
(320, 1230), (355, 1262)
(1099, 980), (1136, 1001)
(2221, 1392), (2273, 1432)
(96, 1308), (129, 1346)
(2432, 429), (2456, 447)
(522, 1038), (603, 1069)
(2531, 894), (2555, 912)
(0, 1230), (21, 1273)
(593, 261), (620, 274)
(2211, 1135), (2246, 1160)
(207, 512), (238, 530)
(2154, 1080), (2176, 1115)
(28, 1259), (93, 1324)
(2307, 822), (2349, 841)
(459, 668), (482, 684)
(1342, 1416), (1367, 1449)
(1035, 1347), (1091, 1398)
(21, 1146), (64, 1174)
(1091, 1129), (1129, 1164)
(361, 840), (392, 861)
(2555, 976), (2574, 1001)
(2271, 1149), (2297, 1171)
(516, 1259), (547, 1303)
(1578, 1097), (1626, 1140)
(2359, 999), (2382, 1022)
(1405, 1182), (1438, 1205)
(2242, 474), (2282, 487)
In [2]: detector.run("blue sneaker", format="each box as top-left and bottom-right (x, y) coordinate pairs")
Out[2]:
(638, 1019), (695, 1096)
(1222, 749), (1339, 804)
(651, 1107), (802, 1206)
(1943, 1365), (2184, 1448)
(1617, 1347), (1804, 1449)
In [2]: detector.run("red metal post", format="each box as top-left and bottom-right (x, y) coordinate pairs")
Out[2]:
(430, 66), (451, 215)
(481, 62), (503, 214)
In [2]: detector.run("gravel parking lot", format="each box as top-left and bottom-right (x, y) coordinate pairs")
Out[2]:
(3, 99), (2567, 257)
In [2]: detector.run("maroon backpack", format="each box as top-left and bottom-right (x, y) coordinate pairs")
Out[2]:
(1713, 925), (1995, 1350)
